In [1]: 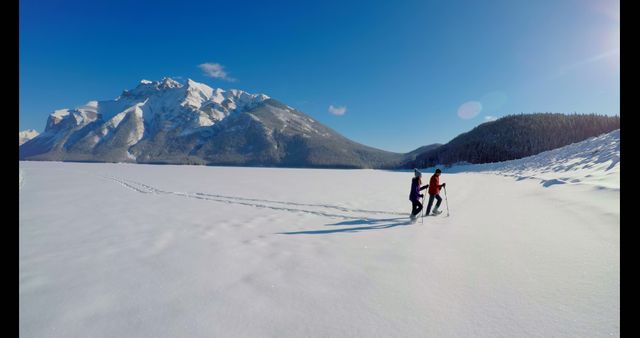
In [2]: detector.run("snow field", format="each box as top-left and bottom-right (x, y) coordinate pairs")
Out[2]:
(20, 160), (618, 337)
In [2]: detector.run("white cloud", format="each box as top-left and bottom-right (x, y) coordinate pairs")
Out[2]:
(328, 105), (347, 116)
(457, 101), (482, 119)
(198, 63), (236, 82)
(485, 115), (498, 122)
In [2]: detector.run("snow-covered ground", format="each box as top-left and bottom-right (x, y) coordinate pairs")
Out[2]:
(19, 131), (619, 337)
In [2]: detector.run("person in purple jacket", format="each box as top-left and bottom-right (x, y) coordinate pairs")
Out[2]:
(409, 168), (429, 219)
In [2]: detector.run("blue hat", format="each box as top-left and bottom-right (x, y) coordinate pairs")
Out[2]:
(414, 168), (422, 178)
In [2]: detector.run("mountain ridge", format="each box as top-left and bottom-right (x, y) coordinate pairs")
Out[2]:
(20, 78), (411, 168)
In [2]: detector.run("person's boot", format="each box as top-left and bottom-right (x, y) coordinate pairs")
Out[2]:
(432, 206), (441, 215)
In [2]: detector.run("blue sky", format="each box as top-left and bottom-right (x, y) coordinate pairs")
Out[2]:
(19, 0), (620, 152)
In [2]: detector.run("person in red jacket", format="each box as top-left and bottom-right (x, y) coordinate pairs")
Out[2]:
(425, 168), (446, 216)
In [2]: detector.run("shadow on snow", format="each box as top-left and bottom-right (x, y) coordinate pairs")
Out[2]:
(279, 217), (413, 235)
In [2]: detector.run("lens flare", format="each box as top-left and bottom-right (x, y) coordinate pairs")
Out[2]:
(457, 101), (482, 119)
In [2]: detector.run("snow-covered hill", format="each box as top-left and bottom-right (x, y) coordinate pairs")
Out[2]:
(421, 129), (620, 189)
(409, 113), (619, 168)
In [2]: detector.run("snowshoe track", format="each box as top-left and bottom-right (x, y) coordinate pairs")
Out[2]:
(105, 175), (406, 220)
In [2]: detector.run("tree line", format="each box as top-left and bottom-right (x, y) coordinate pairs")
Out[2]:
(410, 113), (620, 168)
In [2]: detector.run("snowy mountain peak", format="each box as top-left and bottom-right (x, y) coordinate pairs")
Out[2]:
(79, 101), (99, 110)
(185, 78), (199, 87)
(20, 129), (39, 136)
(30, 77), (275, 152)
(51, 109), (70, 119)
(159, 77), (182, 89)
(19, 129), (40, 145)
(185, 78), (213, 96)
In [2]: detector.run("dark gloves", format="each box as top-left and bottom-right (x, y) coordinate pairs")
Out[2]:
(441, 183), (446, 188)
(419, 194), (424, 198)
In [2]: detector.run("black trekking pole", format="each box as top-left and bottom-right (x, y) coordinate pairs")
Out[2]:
(421, 194), (426, 224)
(443, 186), (450, 217)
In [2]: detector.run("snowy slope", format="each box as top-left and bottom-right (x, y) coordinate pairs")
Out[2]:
(421, 129), (620, 189)
(19, 129), (39, 145)
(20, 141), (619, 337)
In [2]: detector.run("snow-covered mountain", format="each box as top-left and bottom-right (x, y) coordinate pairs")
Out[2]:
(19, 129), (39, 146)
(19, 78), (405, 168)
